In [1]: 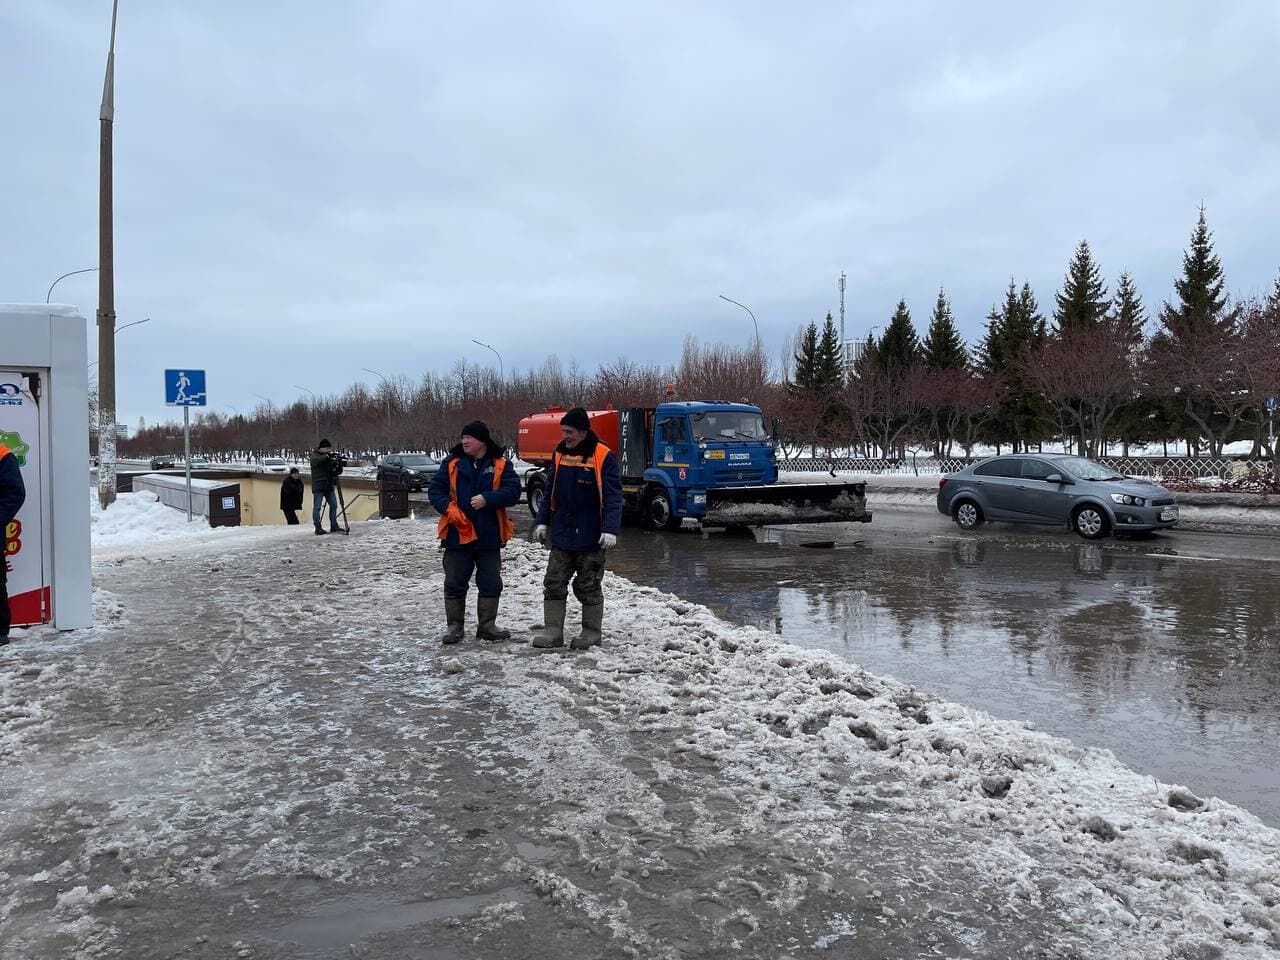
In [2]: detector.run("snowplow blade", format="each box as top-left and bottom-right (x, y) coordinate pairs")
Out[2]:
(701, 481), (871, 528)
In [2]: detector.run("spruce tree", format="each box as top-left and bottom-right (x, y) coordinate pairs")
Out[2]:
(922, 287), (967, 370)
(1266, 269), (1280, 313)
(792, 321), (820, 391)
(877, 299), (921, 373)
(976, 281), (1021, 373)
(1109, 271), (1147, 351)
(1053, 239), (1109, 334)
(1159, 206), (1235, 342)
(815, 312), (844, 390)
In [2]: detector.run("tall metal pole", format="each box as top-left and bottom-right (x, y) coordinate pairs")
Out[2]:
(47, 267), (99, 303)
(294, 385), (319, 442)
(96, 0), (120, 510)
(362, 367), (391, 426)
(469, 341), (503, 383)
(718, 294), (761, 355)
(184, 406), (192, 521)
(838, 272), (847, 371)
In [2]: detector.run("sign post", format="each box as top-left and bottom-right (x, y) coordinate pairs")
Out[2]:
(165, 369), (207, 521)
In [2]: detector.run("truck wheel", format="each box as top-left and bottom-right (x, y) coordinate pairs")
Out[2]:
(527, 478), (545, 518)
(643, 488), (680, 531)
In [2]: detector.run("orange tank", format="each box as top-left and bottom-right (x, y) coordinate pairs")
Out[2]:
(517, 408), (620, 466)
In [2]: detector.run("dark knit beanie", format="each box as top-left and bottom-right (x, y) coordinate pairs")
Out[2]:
(460, 420), (493, 446)
(560, 407), (590, 431)
(318, 438), (332, 449)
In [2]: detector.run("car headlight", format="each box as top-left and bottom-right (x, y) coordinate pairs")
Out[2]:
(405, 469), (418, 475)
(1110, 493), (1145, 506)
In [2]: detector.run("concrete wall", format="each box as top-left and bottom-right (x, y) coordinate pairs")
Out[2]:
(238, 475), (383, 526)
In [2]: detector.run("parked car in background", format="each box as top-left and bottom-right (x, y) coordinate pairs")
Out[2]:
(149, 455), (175, 470)
(259, 457), (288, 474)
(189, 456), (212, 470)
(937, 454), (1179, 540)
(376, 453), (440, 490)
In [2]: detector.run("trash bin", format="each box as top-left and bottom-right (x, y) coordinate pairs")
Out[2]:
(379, 479), (409, 520)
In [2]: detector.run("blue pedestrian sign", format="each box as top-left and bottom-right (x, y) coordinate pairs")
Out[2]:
(165, 369), (207, 407)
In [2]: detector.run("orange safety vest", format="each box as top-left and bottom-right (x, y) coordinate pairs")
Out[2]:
(549, 443), (611, 522)
(437, 455), (516, 546)
(0, 444), (10, 461)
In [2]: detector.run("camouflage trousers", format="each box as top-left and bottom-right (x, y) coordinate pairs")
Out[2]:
(544, 546), (606, 607)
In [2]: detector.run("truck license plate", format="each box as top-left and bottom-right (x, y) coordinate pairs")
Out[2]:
(1160, 506), (1178, 521)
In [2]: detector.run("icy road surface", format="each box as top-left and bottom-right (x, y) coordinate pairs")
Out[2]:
(1, 522), (1278, 958)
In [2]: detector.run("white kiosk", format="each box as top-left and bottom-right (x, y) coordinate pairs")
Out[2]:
(0, 304), (92, 630)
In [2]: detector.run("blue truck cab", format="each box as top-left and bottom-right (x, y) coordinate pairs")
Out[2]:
(639, 402), (777, 528)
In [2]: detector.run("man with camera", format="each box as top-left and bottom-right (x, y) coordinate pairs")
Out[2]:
(309, 438), (344, 535)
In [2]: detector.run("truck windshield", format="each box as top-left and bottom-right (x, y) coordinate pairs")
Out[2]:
(690, 411), (768, 442)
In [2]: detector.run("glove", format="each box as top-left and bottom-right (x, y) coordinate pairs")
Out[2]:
(533, 525), (547, 543)
(598, 532), (617, 550)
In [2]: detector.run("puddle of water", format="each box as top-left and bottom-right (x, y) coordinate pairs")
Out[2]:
(514, 841), (557, 862)
(257, 886), (528, 953)
(599, 516), (1280, 827)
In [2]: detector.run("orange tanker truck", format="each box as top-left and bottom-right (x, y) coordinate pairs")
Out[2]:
(517, 400), (871, 530)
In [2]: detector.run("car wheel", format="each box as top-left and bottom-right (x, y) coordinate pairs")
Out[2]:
(953, 499), (984, 531)
(1073, 504), (1110, 540)
(643, 488), (680, 531)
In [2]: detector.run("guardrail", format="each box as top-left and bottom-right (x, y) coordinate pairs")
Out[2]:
(779, 455), (1276, 480)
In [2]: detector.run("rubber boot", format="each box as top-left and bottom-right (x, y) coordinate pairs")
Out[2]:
(475, 596), (511, 641)
(571, 602), (604, 650)
(440, 595), (466, 645)
(531, 597), (567, 648)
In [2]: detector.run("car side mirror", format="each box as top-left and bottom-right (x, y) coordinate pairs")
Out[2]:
(1045, 473), (1071, 485)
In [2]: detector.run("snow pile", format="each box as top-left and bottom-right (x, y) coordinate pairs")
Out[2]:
(89, 489), (240, 549)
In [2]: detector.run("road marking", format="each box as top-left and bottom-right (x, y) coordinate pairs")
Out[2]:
(1145, 553), (1223, 562)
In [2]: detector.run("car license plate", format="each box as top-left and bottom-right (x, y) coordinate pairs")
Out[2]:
(1160, 506), (1178, 521)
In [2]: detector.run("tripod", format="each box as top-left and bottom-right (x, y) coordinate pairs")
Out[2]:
(334, 477), (351, 535)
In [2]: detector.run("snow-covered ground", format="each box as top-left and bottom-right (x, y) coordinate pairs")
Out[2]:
(3, 517), (1278, 956)
(89, 489), (245, 549)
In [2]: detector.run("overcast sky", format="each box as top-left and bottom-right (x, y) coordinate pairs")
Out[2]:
(3, 1), (1278, 429)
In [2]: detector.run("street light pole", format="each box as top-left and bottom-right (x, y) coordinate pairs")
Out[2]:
(470, 340), (503, 383)
(362, 367), (392, 426)
(718, 294), (762, 355)
(253, 393), (274, 428)
(293, 384), (320, 442)
(47, 267), (99, 303)
(96, 0), (120, 509)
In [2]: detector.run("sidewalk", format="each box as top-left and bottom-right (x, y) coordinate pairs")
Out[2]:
(2, 523), (1277, 958)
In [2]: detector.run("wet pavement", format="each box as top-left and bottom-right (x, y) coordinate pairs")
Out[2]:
(589, 509), (1280, 828)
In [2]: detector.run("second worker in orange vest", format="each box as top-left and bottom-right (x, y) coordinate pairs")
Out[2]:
(427, 420), (522, 644)
(531, 407), (623, 650)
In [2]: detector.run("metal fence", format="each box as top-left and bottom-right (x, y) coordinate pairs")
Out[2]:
(779, 455), (1275, 480)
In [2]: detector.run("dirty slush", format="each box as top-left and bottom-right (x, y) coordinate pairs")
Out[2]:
(2, 523), (1278, 958)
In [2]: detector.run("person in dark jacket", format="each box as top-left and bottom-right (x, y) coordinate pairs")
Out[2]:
(428, 420), (522, 645)
(0, 441), (28, 646)
(280, 467), (305, 525)
(309, 439), (344, 534)
(531, 407), (623, 650)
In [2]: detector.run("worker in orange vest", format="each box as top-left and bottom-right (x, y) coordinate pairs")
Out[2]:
(531, 407), (623, 649)
(0, 441), (27, 646)
(427, 421), (522, 644)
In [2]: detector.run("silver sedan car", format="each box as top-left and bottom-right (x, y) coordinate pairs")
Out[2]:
(937, 454), (1179, 539)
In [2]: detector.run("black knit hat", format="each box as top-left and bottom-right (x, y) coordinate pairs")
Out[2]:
(460, 420), (493, 446)
(560, 407), (590, 431)
(318, 438), (332, 449)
